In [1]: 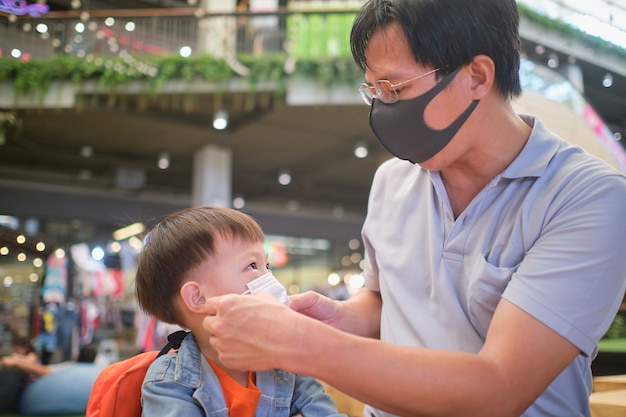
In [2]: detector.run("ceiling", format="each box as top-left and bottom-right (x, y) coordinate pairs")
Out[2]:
(0, 91), (383, 214)
(0, 86), (384, 246)
(0, 1), (625, 249)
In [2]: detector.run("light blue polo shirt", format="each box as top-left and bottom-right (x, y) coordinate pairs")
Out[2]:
(362, 115), (626, 417)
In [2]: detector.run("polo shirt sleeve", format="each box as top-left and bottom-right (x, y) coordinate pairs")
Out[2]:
(503, 168), (626, 358)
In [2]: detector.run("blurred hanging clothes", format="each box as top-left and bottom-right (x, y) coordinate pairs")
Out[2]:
(78, 299), (100, 346)
(56, 301), (80, 361)
(134, 310), (157, 353)
(134, 310), (184, 353)
(34, 302), (59, 365)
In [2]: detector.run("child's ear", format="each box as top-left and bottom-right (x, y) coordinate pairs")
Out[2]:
(180, 281), (207, 312)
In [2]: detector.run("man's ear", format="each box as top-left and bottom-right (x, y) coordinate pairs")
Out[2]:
(180, 281), (207, 313)
(468, 54), (495, 99)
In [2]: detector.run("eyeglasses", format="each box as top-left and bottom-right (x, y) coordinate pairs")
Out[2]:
(357, 67), (441, 106)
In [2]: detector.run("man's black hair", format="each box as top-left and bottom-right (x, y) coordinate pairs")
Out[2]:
(350, 0), (522, 98)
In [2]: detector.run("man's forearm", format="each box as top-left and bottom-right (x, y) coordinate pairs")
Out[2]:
(282, 300), (579, 417)
(338, 288), (381, 338)
(9, 354), (50, 376)
(285, 322), (514, 417)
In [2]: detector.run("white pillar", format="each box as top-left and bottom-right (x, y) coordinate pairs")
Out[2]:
(197, 0), (237, 57)
(566, 62), (585, 93)
(192, 145), (232, 208)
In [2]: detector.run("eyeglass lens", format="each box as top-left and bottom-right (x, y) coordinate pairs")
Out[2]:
(375, 81), (396, 103)
(358, 81), (396, 106)
(358, 67), (442, 106)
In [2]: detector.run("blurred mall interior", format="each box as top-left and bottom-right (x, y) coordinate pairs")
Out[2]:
(0, 0), (625, 367)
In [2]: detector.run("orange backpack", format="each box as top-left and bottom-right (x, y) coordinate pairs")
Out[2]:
(86, 330), (188, 417)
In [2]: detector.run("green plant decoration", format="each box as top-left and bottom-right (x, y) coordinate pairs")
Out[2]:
(605, 314), (626, 339)
(518, 4), (626, 58)
(0, 111), (17, 146)
(0, 6), (623, 99)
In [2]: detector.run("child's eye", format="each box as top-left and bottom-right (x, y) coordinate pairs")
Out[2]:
(247, 262), (258, 270)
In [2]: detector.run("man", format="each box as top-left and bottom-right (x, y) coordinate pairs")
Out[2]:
(203, 0), (626, 415)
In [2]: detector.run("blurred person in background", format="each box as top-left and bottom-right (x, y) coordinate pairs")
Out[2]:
(0, 335), (39, 413)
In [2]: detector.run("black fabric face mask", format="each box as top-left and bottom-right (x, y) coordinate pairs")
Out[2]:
(369, 66), (480, 164)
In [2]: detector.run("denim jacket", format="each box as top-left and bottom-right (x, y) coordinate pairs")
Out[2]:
(141, 332), (346, 417)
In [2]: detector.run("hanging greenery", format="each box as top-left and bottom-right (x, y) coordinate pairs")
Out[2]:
(0, 111), (17, 145)
(0, 53), (362, 97)
(517, 4), (626, 59)
(0, 6), (623, 98)
(605, 314), (626, 339)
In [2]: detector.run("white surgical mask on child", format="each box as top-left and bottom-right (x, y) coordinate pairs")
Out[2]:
(242, 271), (289, 306)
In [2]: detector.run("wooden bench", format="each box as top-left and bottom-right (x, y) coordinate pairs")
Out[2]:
(593, 374), (626, 392)
(590, 389), (626, 417)
(320, 374), (626, 417)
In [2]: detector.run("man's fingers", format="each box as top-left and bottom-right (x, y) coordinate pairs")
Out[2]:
(202, 293), (241, 316)
(203, 312), (219, 334)
(202, 297), (218, 316)
(287, 291), (318, 311)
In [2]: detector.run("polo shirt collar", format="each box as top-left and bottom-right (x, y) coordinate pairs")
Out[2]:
(500, 114), (561, 181)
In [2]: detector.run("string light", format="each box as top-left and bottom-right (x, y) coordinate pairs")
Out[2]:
(278, 170), (291, 186)
(157, 151), (170, 169)
(179, 46), (192, 58)
(547, 53), (559, 69)
(233, 196), (245, 209)
(354, 141), (368, 158)
(80, 145), (93, 157)
(213, 110), (229, 130)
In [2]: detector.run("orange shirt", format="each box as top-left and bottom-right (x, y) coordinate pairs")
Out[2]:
(208, 361), (261, 417)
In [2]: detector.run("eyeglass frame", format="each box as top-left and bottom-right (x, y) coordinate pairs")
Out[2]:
(357, 67), (442, 106)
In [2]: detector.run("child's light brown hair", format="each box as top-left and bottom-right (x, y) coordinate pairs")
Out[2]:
(135, 206), (264, 325)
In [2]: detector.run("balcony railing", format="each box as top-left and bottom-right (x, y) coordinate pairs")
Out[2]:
(1, 3), (624, 102)
(0, 7), (360, 61)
